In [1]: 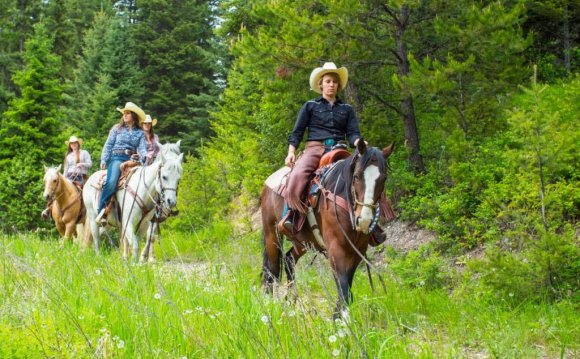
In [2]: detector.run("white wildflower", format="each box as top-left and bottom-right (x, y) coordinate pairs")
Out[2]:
(117, 340), (125, 349)
(332, 349), (340, 357)
(95, 269), (102, 275)
(154, 293), (161, 300)
(328, 335), (337, 343)
(261, 315), (270, 324)
(337, 329), (346, 338)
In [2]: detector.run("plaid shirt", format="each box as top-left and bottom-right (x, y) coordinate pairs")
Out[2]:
(100, 124), (147, 165)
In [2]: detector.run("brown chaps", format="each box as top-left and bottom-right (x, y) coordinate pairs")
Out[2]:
(283, 142), (325, 213)
(283, 142), (397, 223)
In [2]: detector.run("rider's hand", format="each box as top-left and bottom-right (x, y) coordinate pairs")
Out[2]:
(100, 162), (106, 170)
(284, 153), (295, 167)
(130, 154), (140, 162)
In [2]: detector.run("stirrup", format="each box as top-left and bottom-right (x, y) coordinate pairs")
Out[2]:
(277, 211), (293, 234)
(95, 208), (106, 224)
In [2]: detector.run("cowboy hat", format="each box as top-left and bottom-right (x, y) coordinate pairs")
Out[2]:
(65, 135), (83, 146)
(142, 114), (158, 126)
(117, 102), (146, 124)
(309, 62), (348, 94)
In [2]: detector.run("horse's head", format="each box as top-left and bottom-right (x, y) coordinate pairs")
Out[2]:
(155, 148), (184, 209)
(43, 165), (62, 201)
(351, 141), (394, 234)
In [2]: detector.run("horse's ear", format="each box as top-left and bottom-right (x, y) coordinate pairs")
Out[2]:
(176, 140), (181, 151)
(56, 164), (62, 172)
(177, 153), (184, 164)
(44, 165), (49, 172)
(356, 138), (367, 155)
(382, 143), (395, 159)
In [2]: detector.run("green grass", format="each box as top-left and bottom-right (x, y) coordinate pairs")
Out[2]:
(1, 230), (578, 358)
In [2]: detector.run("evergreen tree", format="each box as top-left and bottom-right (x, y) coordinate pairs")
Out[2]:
(132, 0), (221, 154)
(66, 11), (142, 141)
(0, 0), (43, 114)
(0, 22), (64, 231)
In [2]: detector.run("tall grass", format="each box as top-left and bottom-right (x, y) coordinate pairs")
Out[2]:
(1, 228), (577, 358)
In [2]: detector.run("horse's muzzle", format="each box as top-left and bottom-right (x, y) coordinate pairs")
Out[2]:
(355, 216), (372, 234)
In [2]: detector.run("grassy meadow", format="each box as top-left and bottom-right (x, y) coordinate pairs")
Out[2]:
(1, 223), (578, 358)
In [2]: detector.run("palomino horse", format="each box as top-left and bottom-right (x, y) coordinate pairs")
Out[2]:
(42, 165), (85, 244)
(261, 141), (394, 317)
(82, 143), (183, 261)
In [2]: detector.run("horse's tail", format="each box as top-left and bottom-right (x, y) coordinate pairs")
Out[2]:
(82, 217), (93, 249)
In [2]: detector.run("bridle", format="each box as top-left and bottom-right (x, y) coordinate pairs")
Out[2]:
(348, 152), (383, 231)
(155, 164), (178, 211)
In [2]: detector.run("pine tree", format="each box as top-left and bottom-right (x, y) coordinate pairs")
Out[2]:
(132, 0), (221, 154)
(0, 22), (64, 231)
(66, 12), (142, 138)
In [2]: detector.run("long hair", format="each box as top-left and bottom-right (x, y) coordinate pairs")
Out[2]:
(144, 124), (155, 140)
(63, 142), (82, 169)
(117, 111), (140, 128)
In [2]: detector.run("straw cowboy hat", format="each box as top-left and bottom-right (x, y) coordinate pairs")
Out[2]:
(309, 62), (348, 94)
(65, 135), (83, 146)
(117, 102), (146, 124)
(142, 114), (158, 126)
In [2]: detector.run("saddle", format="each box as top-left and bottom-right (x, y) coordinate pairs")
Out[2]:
(94, 161), (142, 219)
(279, 148), (352, 235)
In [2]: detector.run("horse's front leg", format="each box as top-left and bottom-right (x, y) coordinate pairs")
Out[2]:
(140, 222), (157, 263)
(63, 222), (76, 244)
(329, 248), (361, 320)
(123, 224), (139, 262)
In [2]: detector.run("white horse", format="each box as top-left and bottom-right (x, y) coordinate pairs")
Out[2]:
(83, 143), (183, 261)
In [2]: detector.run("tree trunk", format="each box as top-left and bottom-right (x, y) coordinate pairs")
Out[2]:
(562, 3), (571, 73)
(394, 5), (425, 174)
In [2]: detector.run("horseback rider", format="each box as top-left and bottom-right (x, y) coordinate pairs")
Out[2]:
(63, 135), (92, 185)
(95, 102), (147, 223)
(142, 114), (161, 165)
(41, 135), (92, 219)
(279, 62), (391, 243)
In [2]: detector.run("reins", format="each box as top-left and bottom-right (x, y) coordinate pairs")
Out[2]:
(321, 153), (388, 294)
(47, 172), (83, 221)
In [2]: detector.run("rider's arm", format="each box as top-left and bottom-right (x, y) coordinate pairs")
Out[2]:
(101, 125), (118, 168)
(79, 150), (92, 170)
(345, 104), (361, 147)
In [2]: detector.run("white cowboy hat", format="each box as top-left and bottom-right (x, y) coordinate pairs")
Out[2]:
(309, 62), (348, 94)
(65, 135), (83, 146)
(142, 114), (158, 126)
(117, 102), (146, 124)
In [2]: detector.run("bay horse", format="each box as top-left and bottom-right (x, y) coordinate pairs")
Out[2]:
(82, 143), (183, 261)
(42, 165), (85, 244)
(261, 141), (394, 317)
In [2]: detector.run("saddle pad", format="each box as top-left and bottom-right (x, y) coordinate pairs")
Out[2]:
(264, 166), (291, 192)
(92, 162), (141, 191)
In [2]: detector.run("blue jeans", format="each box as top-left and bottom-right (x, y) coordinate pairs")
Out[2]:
(98, 154), (129, 213)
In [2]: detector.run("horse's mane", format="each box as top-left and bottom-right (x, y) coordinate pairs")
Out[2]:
(323, 147), (386, 198)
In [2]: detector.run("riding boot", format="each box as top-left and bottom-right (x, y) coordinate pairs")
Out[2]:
(369, 225), (387, 247)
(277, 204), (294, 235)
(41, 204), (53, 220)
